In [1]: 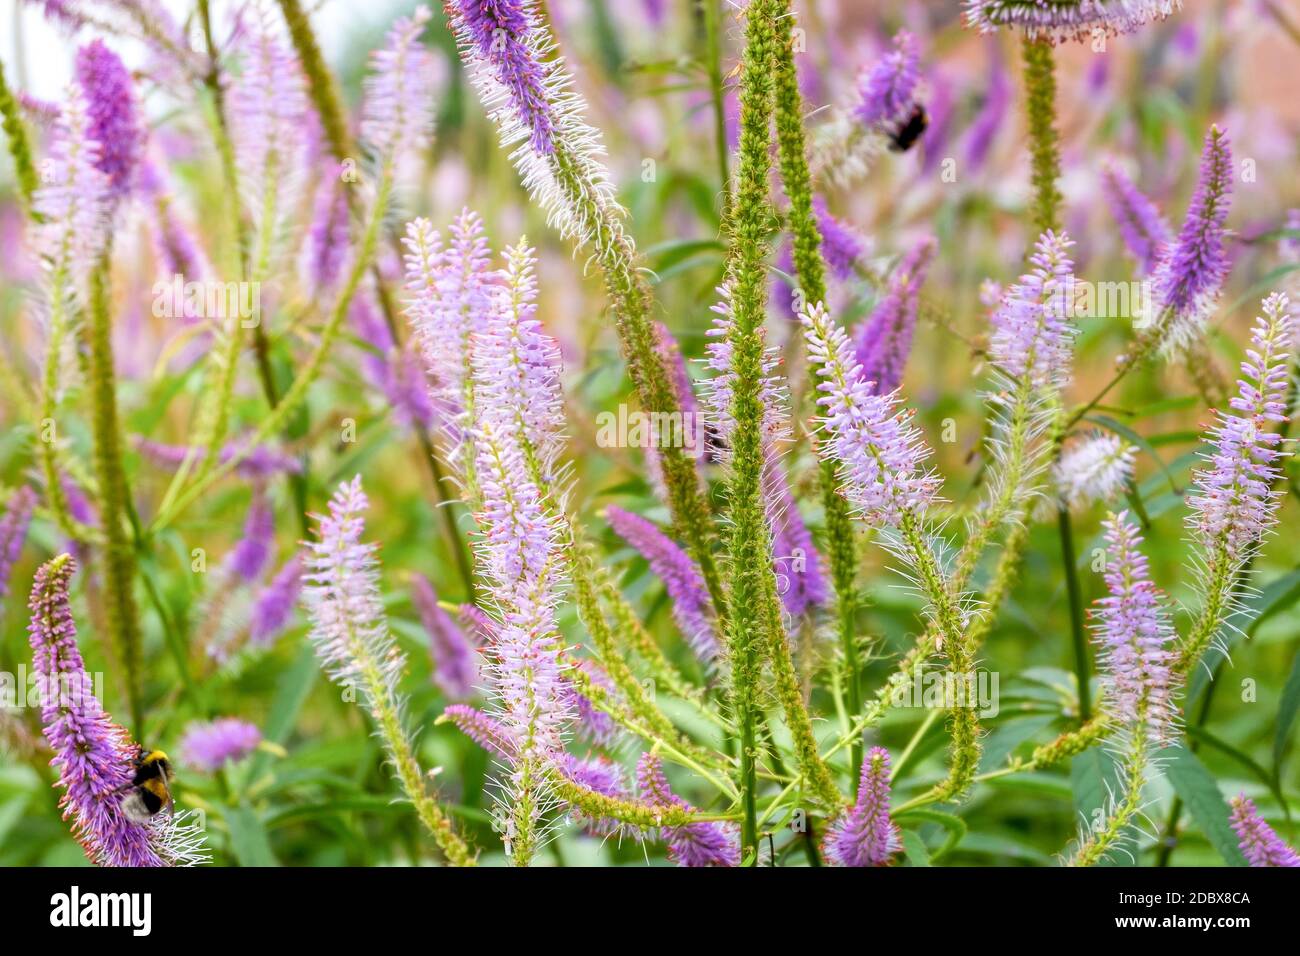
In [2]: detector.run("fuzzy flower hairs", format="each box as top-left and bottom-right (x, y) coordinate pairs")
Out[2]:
(28, 555), (208, 867)
(1179, 292), (1297, 674)
(301, 477), (475, 866)
(965, 1), (1182, 43)
(1068, 512), (1177, 866)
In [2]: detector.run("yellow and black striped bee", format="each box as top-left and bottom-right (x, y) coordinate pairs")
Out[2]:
(887, 105), (929, 152)
(119, 749), (174, 823)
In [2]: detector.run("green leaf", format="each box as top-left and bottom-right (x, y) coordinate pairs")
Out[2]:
(1273, 650), (1300, 777)
(227, 803), (279, 867)
(1247, 567), (1300, 638)
(1188, 567), (1300, 704)
(900, 829), (932, 867)
(1185, 726), (1288, 820)
(895, 808), (966, 861)
(1160, 745), (1248, 867)
(242, 643), (318, 788)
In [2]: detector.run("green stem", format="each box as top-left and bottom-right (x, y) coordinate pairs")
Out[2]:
(0, 56), (41, 216)
(1058, 504), (1092, 723)
(767, 0), (863, 788)
(152, 171), (394, 530)
(1068, 725), (1148, 867)
(723, 0), (785, 859)
(87, 260), (146, 734)
(1021, 37), (1062, 236)
(701, 0), (730, 204)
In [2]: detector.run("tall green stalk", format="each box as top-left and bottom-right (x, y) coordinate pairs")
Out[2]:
(724, 0), (785, 860)
(1058, 505), (1092, 723)
(767, 0), (863, 788)
(153, 172), (394, 528)
(0, 56), (40, 216)
(87, 261), (145, 733)
(1021, 37), (1062, 236)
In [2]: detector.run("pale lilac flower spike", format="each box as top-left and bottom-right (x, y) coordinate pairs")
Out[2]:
(360, 5), (437, 164)
(823, 747), (900, 867)
(1100, 161), (1171, 277)
(988, 230), (1075, 389)
(636, 753), (739, 867)
(801, 301), (940, 525)
(1187, 292), (1296, 561)
(35, 86), (110, 284)
(606, 505), (719, 663)
(1092, 512), (1178, 742)
(1229, 795), (1300, 867)
(964, 0), (1181, 43)
(178, 718), (262, 772)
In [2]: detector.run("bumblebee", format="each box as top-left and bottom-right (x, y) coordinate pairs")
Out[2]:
(118, 749), (174, 823)
(887, 104), (929, 152)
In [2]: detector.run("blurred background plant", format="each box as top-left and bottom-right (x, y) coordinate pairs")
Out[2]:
(0, 0), (1297, 866)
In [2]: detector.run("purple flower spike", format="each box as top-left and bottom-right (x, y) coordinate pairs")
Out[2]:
(1187, 293), (1296, 561)
(1092, 512), (1178, 741)
(226, 489), (274, 583)
(73, 39), (142, 202)
(566, 660), (620, 748)
(28, 555), (207, 866)
(801, 301), (940, 525)
(178, 718), (261, 772)
(1280, 209), (1300, 264)
(411, 573), (478, 701)
(303, 172), (351, 294)
(988, 230), (1075, 389)
(135, 437), (302, 479)
(1230, 795), (1300, 867)
(636, 753), (739, 867)
(854, 236), (936, 395)
(855, 31), (921, 133)
(442, 704), (514, 760)
(229, 5), (307, 219)
(823, 746), (900, 867)
(962, 46), (1009, 172)
(702, 281), (790, 462)
(0, 486), (37, 600)
(1100, 161), (1171, 276)
(814, 196), (865, 281)
(764, 459), (829, 620)
(352, 294), (437, 431)
(964, 0), (1180, 43)
(447, 0), (555, 154)
(458, 603), (497, 645)
(1149, 127), (1232, 355)
(561, 754), (633, 838)
(644, 323), (706, 502)
(606, 506), (718, 663)
(250, 556), (302, 648)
